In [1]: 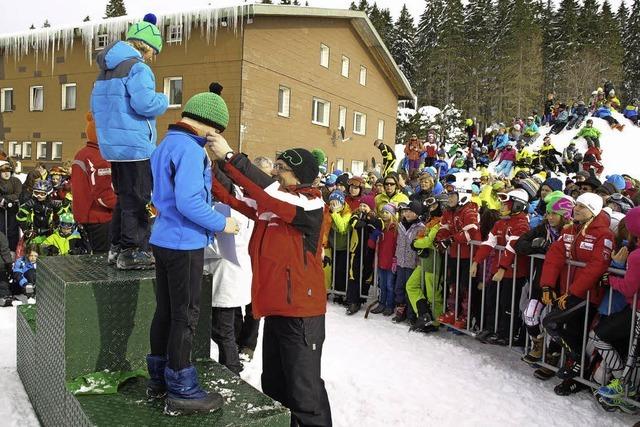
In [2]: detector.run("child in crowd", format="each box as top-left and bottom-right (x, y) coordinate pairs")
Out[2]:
(369, 203), (399, 316)
(40, 213), (90, 256)
(11, 245), (38, 301)
(17, 180), (65, 248)
(328, 190), (352, 303)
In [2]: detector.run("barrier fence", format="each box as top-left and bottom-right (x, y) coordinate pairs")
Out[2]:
(326, 232), (639, 408)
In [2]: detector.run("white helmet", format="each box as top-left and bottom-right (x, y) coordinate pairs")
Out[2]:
(451, 177), (474, 206)
(498, 189), (529, 214)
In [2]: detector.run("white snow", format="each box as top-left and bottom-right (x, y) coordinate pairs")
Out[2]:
(0, 302), (636, 426)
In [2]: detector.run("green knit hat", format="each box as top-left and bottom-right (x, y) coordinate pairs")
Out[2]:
(126, 13), (163, 54)
(181, 83), (229, 132)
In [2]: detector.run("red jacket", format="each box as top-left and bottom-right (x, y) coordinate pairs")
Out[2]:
(435, 202), (481, 259)
(473, 212), (529, 278)
(424, 142), (438, 158)
(214, 155), (330, 319)
(405, 138), (423, 161)
(371, 223), (397, 270)
(540, 212), (613, 305)
(71, 141), (116, 224)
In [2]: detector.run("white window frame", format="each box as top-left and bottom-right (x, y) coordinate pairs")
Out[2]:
(167, 24), (183, 43)
(341, 55), (350, 78)
(95, 34), (109, 50)
(359, 65), (367, 86)
(9, 142), (21, 158)
(37, 141), (48, 160)
(338, 106), (347, 132)
(320, 43), (330, 68)
(163, 77), (183, 108)
(278, 86), (291, 118)
(377, 119), (385, 140)
(312, 97), (330, 127)
(61, 83), (76, 110)
(1, 88), (13, 112)
(353, 111), (367, 135)
(351, 160), (364, 176)
(336, 158), (344, 172)
(30, 85), (44, 111)
(52, 142), (63, 161)
(22, 141), (32, 159)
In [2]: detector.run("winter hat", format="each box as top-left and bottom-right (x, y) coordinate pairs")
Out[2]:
(575, 170), (591, 181)
(541, 177), (563, 193)
(322, 174), (338, 186)
(517, 177), (541, 201)
(182, 82), (229, 132)
(606, 174), (626, 192)
(576, 192), (604, 217)
(0, 161), (11, 172)
(276, 148), (319, 185)
(359, 195), (375, 211)
(85, 111), (97, 142)
(596, 182), (617, 196)
(582, 174), (603, 191)
(348, 176), (365, 188)
(336, 173), (350, 188)
(625, 207), (640, 237)
(422, 166), (437, 178)
(513, 124), (521, 131)
(381, 203), (397, 216)
(399, 200), (423, 215)
(328, 190), (345, 205)
(126, 13), (163, 54)
(544, 191), (575, 221)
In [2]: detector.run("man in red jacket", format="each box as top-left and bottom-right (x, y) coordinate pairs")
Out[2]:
(71, 112), (116, 253)
(209, 136), (332, 426)
(540, 192), (613, 395)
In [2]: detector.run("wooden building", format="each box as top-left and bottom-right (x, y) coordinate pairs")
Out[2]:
(0, 4), (413, 174)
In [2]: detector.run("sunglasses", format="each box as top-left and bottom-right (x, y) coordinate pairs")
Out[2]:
(384, 182), (396, 186)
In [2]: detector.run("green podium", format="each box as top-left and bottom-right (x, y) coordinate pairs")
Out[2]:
(16, 255), (290, 426)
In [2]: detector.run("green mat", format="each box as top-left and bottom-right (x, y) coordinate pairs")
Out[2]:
(67, 369), (149, 395)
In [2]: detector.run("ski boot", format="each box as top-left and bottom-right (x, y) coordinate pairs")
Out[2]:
(391, 305), (407, 323)
(554, 378), (588, 396)
(117, 247), (155, 270)
(146, 354), (167, 399)
(521, 336), (543, 366)
(164, 365), (224, 416)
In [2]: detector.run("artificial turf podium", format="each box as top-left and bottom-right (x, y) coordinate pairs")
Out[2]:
(16, 255), (290, 426)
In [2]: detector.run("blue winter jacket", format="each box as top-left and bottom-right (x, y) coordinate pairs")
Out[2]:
(594, 106), (612, 118)
(90, 41), (168, 161)
(150, 126), (227, 250)
(624, 106), (638, 119)
(13, 257), (36, 287)
(494, 133), (509, 150)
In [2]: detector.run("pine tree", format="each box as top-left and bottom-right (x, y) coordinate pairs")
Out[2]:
(596, 0), (623, 98)
(368, 5), (394, 49)
(83, 16), (91, 22)
(547, 0), (581, 98)
(42, 19), (51, 28)
(437, 0), (465, 105)
(623, 0), (640, 100)
(578, 0), (600, 44)
(414, 0), (445, 106)
(618, 0), (630, 30)
(104, 0), (127, 18)
(390, 5), (416, 84)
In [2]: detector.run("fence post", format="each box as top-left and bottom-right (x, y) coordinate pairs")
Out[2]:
(480, 259), (487, 332)
(580, 290), (591, 379)
(455, 245), (461, 321)
(508, 254), (517, 349)
(467, 243), (474, 331)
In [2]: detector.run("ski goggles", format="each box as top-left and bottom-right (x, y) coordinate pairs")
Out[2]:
(497, 193), (511, 202)
(33, 190), (48, 198)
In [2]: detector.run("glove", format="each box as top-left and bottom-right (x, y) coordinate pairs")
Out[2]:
(600, 272), (610, 288)
(531, 237), (550, 252)
(322, 256), (332, 268)
(541, 286), (555, 306)
(436, 239), (451, 253)
(556, 294), (569, 310)
(223, 217), (240, 234)
(23, 230), (35, 241)
(391, 257), (398, 274)
(370, 229), (383, 242)
(469, 262), (478, 278)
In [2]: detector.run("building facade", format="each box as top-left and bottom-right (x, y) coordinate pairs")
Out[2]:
(0, 5), (413, 174)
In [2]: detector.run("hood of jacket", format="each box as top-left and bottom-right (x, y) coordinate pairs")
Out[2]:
(97, 41), (142, 71)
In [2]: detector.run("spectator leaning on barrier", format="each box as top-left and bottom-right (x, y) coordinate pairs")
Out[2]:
(0, 160), (22, 251)
(540, 192), (614, 396)
(374, 173), (409, 215)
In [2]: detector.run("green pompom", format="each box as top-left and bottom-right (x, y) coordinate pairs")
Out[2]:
(311, 148), (326, 167)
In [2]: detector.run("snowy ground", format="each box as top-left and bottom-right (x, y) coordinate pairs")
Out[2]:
(0, 303), (634, 426)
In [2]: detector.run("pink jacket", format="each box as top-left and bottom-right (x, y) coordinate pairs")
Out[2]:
(498, 148), (517, 163)
(610, 249), (640, 310)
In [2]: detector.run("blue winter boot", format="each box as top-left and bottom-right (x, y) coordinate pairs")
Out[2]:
(146, 354), (167, 399)
(164, 365), (224, 416)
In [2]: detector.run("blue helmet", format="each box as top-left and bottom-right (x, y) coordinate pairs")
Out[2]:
(33, 180), (53, 195)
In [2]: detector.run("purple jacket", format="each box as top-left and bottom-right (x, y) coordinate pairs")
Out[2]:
(498, 148), (517, 162)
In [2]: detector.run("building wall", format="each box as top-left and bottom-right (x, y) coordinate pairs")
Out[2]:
(241, 16), (398, 174)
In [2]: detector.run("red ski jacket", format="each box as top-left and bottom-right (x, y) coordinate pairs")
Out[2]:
(435, 202), (481, 259)
(473, 212), (529, 278)
(71, 141), (116, 224)
(539, 212), (613, 305)
(368, 223), (397, 270)
(213, 155), (330, 319)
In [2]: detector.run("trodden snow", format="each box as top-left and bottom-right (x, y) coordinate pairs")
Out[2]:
(1, 304), (634, 426)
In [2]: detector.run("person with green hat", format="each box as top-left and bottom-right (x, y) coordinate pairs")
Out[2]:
(91, 13), (168, 270)
(147, 82), (239, 416)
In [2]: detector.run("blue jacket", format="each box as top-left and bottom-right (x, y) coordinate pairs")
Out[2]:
(494, 133), (509, 150)
(13, 257), (36, 287)
(624, 106), (638, 119)
(150, 125), (227, 250)
(594, 106), (612, 118)
(90, 41), (168, 161)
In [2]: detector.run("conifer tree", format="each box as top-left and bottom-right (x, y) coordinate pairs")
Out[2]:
(463, 0), (494, 121)
(548, 0), (581, 98)
(414, 0), (445, 106)
(437, 0), (465, 105)
(390, 5), (416, 84)
(597, 0), (623, 96)
(104, 0), (127, 18)
(623, 0), (640, 99)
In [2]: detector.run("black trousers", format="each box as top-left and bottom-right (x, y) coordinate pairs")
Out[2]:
(237, 303), (260, 351)
(543, 295), (597, 360)
(211, 307), (243, 375)
(595, 306), (633, 361)
(111, 161), (151, 250)
(262, 316), (332, 427)
(150, 245), (204, 371)
(82, 222), (111, 254)
(0, 205), (19, 251)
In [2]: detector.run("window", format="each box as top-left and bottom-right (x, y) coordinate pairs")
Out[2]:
(52, 142), (63, 160)
(320, 44), (329, 68)
(336, 158), (344, 172)
(359, 66), (367, 86)
(351, 160), (364, 176)
(37, 142), (48, 160)
(278, 86), (290, 118)
(95, 34), (109, 50)
(338, 106), (347, 133)
(61, 83), (76, 110)
(341, 55), (350, 77)
(9, 142), (21, 158)
(167, 24), (183, 43)
(163, 77), (183, 108)
(30, 86), (44, 111)
(22, 142), (32, 159)
(353, 111), (367, 135)
(1, 88), (13, 112)
(0, 142), (4, 154)
(312, 97), (330, 127)
(377, 119), (385, 140)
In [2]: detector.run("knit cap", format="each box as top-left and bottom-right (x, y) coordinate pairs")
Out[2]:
(544, 190), (575, 221)
(328, 190), (345, 205)
(85, 111), (97, 142)
(517, 177), (540, 200)
(542, 177), (563, 192)
(182, 82), (229, 132)
(382, 203), (397, 216)
(625, 207), (640, 237)
(359, 195), (375, 211)
(126, 13), (163, 54)
(576, 192), (604, 217)
(277, 148), (319, 185)
(605, 174), (626, 192)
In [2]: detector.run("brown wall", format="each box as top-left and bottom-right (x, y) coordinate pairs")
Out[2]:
(241, 16), (398, 173)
